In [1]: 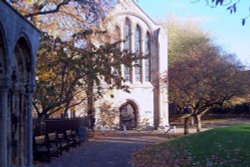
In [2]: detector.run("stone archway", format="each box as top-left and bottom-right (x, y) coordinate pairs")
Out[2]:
(0, 23), (9, 167)
(119, 100), (138, 130)
(8, 37), (31, 166)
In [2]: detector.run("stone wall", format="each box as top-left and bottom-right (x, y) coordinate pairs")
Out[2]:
(0, 1), (39, 167)
(80, 0), (169, 130)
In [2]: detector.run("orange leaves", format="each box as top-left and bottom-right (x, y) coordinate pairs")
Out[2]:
(38, 70), (54, 81)
(10, 0), (115, 38)
(167, 40), (249, 119)
(24, 0), (33, 5)
(19, 0), (32, 4)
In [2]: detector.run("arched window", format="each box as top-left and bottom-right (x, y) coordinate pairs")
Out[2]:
(134, 25), (142, 82)
(113, 26), (121, 76)
(9, 37), (31, 166)
(114, 26), (121, 53)
(145, 32), (151, 82)
(114, 26), (121, 42)
(124, 19), (131, 51)
(123, 18), (131, 82)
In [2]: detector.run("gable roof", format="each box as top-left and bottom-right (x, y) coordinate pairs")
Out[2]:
(106, 0), (160, 31)
(2, 0), (40, 32)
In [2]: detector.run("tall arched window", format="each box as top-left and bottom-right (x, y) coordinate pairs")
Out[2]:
(134, 25), (142, 82)
(11, 37), (31, 166)
(114, 26), (121, 42)
(113, 26), (121, 77)
(123, 18), (131, 82)
(145, 32), (151, 82)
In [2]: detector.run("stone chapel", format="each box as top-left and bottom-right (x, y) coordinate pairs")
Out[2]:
(77, 0), (169, 130)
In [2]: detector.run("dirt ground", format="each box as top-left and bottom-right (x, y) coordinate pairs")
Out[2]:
(92, 118), (250, 140)
(171, 118), (250, 134)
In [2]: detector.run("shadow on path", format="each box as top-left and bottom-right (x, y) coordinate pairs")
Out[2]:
(35, 118), (250, 167)
(35, 132), (167, 167)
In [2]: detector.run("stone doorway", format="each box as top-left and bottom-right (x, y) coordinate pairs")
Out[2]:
(119, 101), (138, 130)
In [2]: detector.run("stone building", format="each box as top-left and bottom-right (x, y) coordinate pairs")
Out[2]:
(77, 0), (168, 129)
(0, 1), (40, 167)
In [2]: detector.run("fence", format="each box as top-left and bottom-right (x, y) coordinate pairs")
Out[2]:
(33, 117), (88, 135)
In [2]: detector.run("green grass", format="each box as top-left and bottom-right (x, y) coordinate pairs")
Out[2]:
(133, 124), (250, 167)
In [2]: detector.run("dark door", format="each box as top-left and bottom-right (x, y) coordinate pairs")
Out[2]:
(120, 103), (136, 130)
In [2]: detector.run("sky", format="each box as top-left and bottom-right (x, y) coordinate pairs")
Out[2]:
(136, 0), (250, 66)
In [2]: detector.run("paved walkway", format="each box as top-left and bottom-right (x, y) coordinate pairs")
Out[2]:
(35, 131), (168, 167)
(35, 118), (250, 167)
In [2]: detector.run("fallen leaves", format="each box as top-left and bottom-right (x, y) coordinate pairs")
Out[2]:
(132, 124), (250, 167)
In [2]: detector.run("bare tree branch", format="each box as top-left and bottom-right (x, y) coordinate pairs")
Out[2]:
(24, 0), (71, 18)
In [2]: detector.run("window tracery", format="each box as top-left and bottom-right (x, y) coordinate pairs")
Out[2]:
(145, 32), (151, 82)
(123, 18), (132, 82)
(135, 25), (142, 82)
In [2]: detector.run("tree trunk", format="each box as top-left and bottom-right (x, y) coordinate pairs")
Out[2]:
(184, 116), (190, 135)
(64, 99), (71, 118)
(87, 79), (94, 116)
(190, 117), (195, 125)
(195, 115), (202, 132)
(34, 114), (46, 135)
(87, 78), (95, 131)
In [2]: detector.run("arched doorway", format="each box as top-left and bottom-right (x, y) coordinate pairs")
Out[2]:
(119, 100), (138, 130)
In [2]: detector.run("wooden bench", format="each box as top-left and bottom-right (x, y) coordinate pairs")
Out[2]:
(47, 132), (62, 155)
(65, 130), (77, 147)
(57, 133), (70, 152)
(33, 135), (60, 162)
(71, 130), (82, 145)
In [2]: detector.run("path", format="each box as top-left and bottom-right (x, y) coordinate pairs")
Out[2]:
(35, 131), (168, 167)
(35, 118), (250, 167)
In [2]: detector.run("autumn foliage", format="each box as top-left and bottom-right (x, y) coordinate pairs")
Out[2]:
(166, 42), (250, 133)
(133, 124), (250, 167)
(33, 31), (136, 118)
(10, 1), (140, 119)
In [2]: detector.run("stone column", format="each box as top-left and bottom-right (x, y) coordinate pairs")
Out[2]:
(0, 78), (10, 167)
(19, 86), (25, 167)
(26, 84), (34, 167)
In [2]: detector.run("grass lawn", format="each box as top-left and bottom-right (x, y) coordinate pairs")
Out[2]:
(132, 124), (250, 167)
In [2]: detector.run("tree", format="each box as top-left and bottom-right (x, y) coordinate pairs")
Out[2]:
(33, 31), (135, 119)
(98, 102), (119, 127)
(165, 42), (250, 133)
(10, 1), (140, 120)
(193, 0), (250, 25)
(10, 0), (116, 37)
(165, 16), (210, 65)
(163, 16), (211, 133)
(10, 0), (115, 20)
